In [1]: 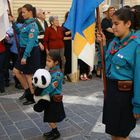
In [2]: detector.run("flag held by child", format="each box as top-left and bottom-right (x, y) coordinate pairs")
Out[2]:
(64, 0), (104, 67)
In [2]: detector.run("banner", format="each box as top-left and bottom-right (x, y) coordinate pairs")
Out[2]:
(64, 0), (104, 67)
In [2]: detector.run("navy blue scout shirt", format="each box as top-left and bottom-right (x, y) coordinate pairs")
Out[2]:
(41, 65), (63, 97)
(13, 18), (39, 59)
(105, 31), (140, 114)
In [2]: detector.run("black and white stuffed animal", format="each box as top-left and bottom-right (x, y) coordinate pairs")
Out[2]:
(32, 69), (51, 112)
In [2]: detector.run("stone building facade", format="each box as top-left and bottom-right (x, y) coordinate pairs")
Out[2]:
(10, 0), (139, 24)
(10, 0), (72, 25)
(104, 0), (139, 9)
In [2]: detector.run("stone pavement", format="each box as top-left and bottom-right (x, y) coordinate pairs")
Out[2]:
(0, 77), (140, 140)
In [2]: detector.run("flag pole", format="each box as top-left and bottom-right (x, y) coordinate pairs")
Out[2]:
(96, 7), (107, 96)
(120, 0), (124, 8)
(71, 41), (79, 82)
(7, 0), (12, 16)
(7, 0), (19, 52)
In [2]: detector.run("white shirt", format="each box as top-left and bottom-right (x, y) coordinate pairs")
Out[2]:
(37, 18), (45, 31)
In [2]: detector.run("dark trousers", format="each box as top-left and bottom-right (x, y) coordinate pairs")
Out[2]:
(40, 50), (46, 68)
(78, 59), (89, 75)
(10, 52), (20, 85)
(4, 48), (10, 84)
(0, 52), (6, 90)
(10, 52), (18, 69)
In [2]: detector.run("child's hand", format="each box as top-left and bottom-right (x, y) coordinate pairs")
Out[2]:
(8, 15), (15, 22)
(65, 31), (71, 36)
(46, 49), (49, 54)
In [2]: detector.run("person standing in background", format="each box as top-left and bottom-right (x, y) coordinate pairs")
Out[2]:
(36, 9), (48, 68)
(43, 16), (65, 73)
(62, 11), (72, 82)
(101, 6), (115, 46)
(6, 11), (24, 89)
(102, 4), (110, 19)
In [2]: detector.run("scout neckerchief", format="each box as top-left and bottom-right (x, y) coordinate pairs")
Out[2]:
(17, 19), (36, 58)
(110, 34), (137, 55)
(49, 65), (62, 74)
(106, 34), (137, 76)
(20, 19), (36, 30)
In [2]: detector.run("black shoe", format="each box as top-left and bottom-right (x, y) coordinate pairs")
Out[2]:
(23, 100), (35, 105)
(88, 74), (93, 79)
(47, 131), (60, 140)
(0, 89), (5, 93)
(66, 75), (71, 82)
(15, 84), (23, 89)
(62, 79), (65, 84)
(5, 81), (9, 87)
(19, 88), (31, 100)
(43, 130), (53, 137)
(19, 94), (26, 100)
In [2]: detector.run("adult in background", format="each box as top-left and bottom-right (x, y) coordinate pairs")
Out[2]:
(102, 4), (110, 19)
(101, 6), (115, 46)
(3, 12), (12, 87)
(6, 11), (24, 89)
(131, 5), (140, 31)
(36, 9), (48, 68)
(96, 5), (115, 78)
(62, 11), (72, 81)
(11, 4), (40, 105)
(43, 16), (65, 73)
(78, 59), (90, 81)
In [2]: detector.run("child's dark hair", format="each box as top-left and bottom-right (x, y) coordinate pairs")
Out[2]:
(22, 4), (36, 18)
(113, 8), (134, 29)
(131, 5), (140, 30)
(48, 51), (62, 69)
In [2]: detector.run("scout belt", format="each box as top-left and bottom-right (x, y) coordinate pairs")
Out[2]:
(117, 80), (133, 92)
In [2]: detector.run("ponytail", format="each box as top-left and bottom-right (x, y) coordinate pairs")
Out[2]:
(32, 7), (36, 18)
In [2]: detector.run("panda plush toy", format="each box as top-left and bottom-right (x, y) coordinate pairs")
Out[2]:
(32, 69), (51, 112)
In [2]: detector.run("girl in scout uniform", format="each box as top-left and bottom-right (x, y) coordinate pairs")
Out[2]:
(42, 51), (66, 140)
(97, 8), (140, 140)
(11, 4), (40, 105)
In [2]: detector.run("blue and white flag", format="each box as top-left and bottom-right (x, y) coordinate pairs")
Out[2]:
(64, 0), (104, 67)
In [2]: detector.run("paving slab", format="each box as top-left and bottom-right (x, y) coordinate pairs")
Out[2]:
(0, 77), (139, 140)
